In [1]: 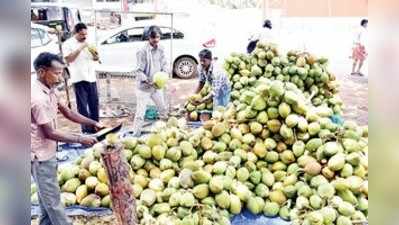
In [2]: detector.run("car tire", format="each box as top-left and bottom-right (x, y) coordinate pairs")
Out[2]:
(174, 56), (197, 79)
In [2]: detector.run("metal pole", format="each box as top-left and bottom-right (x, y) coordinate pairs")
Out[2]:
(168, 13), (174, 114)
(94, 9), (98, 43)
(56, 25), (72, 109)
(170, 13), (174, 74)
(106, 73), (112, 103)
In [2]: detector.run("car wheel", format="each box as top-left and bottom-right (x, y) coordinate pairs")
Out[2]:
(174, 56), (197, 79)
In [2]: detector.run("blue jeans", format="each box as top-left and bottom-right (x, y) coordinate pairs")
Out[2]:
(213, 87), (231, 109)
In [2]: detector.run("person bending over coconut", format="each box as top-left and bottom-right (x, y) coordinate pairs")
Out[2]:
(132, 25), (169, 137)
(247, 19), (274, 54)
(31, 52), (103, 225)
(351, 19), (368, 76)
(193, 49), (231, 110)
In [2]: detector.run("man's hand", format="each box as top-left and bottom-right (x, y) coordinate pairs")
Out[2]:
(94, 122), (106, 132)
(78, 136), (98, 146)
(79, 42), (89, 51)
(192, 99), (204, 106)
(142, 79), (154, 89)
(92, 54), (100, 61)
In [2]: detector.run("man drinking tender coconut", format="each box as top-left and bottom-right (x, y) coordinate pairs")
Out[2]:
(31, 52), (103, 225)
(132, 25), (169, 137)
(64, 23), (101, 134)
(193, 49), (231, 110)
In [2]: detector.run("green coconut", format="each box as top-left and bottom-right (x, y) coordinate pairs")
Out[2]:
(328, 153), (346, 171)
(180, 192), (196, 207)
(212, 122), (227, 137)
(247, 196), (265, 214)
(94, 182), (109, 197)
(336, 216), (352, 225)
(62, 178), (81, 193)
(229, 194), (242, 214)
(213, 161), (228, 174)
(262, 171), (275, 187)
(278, 102), (291, 118)
(152, 145), (167, 160)
(215, 191), (231, 209)
(192, 170), (211, 184)
(237, 168), (250, 182)
(209, 176), (224, 193)
(310, 194), (323, 209)
(263, 201), (280, 217)
(269, 190), (287, 205)
(338, 201), (356, 216)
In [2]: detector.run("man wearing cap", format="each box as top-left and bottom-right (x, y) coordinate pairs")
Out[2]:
(193, 49), (231, 110)
(132, 25), (169, 137)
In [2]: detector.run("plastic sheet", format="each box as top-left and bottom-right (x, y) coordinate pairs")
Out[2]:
(331, 114), (344, 125)
(56, 143), (88, 165)
(31, 204), (112, 218)
(231, 209), (291, 225)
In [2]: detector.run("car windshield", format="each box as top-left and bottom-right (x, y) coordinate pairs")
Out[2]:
(31, 6), (63, 21)
(31, 28), (42, 47)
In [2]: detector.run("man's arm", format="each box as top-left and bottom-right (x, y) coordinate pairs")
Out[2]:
(64, 42), (88, 64)
(40, 123), (97, 145)
(160, 49), (170, 74)
(195, 68), (206, 93)
(58, 103), (101, 129)
(195, 81), (205, 94)
(136, 50), (149, 82)
(201, 92), (213, 103)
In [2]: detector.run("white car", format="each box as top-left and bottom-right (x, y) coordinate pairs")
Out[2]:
(31, 23), (59, 75)
(95, 21), (204, 79)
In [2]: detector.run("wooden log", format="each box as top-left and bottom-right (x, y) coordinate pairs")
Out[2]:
(101, 143), (138, 225)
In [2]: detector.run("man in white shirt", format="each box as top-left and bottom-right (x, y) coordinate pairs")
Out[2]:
(64, 23), (100, 133)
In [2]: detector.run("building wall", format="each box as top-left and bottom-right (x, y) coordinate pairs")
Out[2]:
(263, 0), (367, 17)
(330, 0), (367, 17)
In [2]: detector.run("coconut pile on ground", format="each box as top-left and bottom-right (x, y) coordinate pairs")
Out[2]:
(224, 42), (343, 115)
(31, 43), (368, 225)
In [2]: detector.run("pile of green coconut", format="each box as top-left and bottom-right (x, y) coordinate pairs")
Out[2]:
(31, 42), (368, 225)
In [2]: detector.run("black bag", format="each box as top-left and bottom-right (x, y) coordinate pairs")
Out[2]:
(247, 40), (259, 54)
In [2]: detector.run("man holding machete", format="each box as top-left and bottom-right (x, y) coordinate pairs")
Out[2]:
(31, 52), (104, 225)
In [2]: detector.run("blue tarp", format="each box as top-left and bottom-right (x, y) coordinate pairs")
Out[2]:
(32, 205), (290, 224)
(56, 143), (89, 165)
(31, 204), (112, 218)
(331, 114), (344, 125)
(231, 209), (291, 225)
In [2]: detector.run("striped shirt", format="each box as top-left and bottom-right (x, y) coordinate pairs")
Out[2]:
(198, 63), (230, 97)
